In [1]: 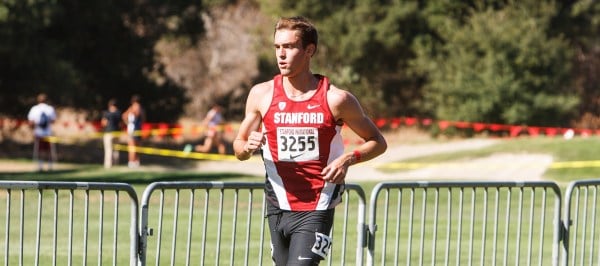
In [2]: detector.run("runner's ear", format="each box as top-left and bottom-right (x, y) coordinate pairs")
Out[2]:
(306, 44), (316, 57)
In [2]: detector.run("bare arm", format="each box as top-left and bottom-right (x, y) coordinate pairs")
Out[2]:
(233, 83), (271, 160)
(122, 103), (142, 123)
(121, 107), (131, 123)
(321, 87), (387, 183)
(201, 109), (215, 126)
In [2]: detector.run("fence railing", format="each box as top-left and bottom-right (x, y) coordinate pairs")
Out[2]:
(138, 181), (266, 266)
(0, 181), (139, 266)
(562, 179), (600, 266)
(367, 181), (562, 266)
(138, 181), (367, 266)
(0, 179), (599, 265)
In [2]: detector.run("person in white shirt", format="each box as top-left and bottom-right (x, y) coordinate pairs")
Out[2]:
(27, 93), (57, 171)
(122, 94), (145, 168)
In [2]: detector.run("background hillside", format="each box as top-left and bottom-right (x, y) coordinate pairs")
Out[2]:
(0, 0), (598, 129)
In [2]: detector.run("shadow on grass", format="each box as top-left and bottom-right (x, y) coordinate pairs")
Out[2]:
(0, 165), (259, 184)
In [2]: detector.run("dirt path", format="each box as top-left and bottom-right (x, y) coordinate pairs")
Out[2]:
(347, 138), (552, 181)
(194, 138), (553, 181)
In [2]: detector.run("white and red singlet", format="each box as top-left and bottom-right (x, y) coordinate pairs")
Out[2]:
(261, 74), (345, 211)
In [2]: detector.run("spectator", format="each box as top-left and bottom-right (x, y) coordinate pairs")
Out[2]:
(101, 98), (122, 168)
(27, 93), (57, 171)
(122, 95), (145, 168)
(194, 104), (226, 154)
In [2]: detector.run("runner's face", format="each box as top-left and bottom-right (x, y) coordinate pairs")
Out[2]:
(274, 29), (311, 77)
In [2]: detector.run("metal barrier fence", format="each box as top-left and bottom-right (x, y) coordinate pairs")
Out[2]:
(138, 181), (367, 266)
(367, 181), (562, 266)
(138, 181), (266, 266)
(0, 181), (139, 266)
(4, 179), (600, 266)
(562, 179), (600, 266)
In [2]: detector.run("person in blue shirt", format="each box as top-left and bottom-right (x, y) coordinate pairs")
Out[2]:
(101, 98), (122, 168)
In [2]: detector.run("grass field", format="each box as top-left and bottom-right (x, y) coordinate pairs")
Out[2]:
(0, 136), (599, 265)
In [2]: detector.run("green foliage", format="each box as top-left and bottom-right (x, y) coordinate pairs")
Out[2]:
(412, 1), (578, 126)
(0, 0), (597, 128)
(0, 5), (7, 22)
(258, 0), (427, 116)
(258, 0), (595, 126)
(552, 0), (600, 128)
(0, 0), (203, 122)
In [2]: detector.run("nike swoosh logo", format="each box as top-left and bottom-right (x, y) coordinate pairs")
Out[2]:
(307, 104), (320, 110)
(297, 256), (312, 260)
(289, 153), (303, 160)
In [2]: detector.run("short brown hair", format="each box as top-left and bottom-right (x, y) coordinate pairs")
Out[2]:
(131, 94), (140, 104)
(275, 16), (318, 53)
(37, 93), (47, 103)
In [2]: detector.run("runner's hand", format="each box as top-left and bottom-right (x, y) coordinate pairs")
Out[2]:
(321, 155), (351, 184)
(245, 131), (265, 154)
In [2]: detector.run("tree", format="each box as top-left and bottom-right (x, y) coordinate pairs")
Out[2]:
(552, 0), (600, 128)
(153, 1), (271, 119)
(256, 0), (428, 117)
(0, 0), (204, 122)
(412, 1), (579, 126)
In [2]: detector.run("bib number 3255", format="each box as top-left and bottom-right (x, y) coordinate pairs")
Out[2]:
(277, 127), (319, 162)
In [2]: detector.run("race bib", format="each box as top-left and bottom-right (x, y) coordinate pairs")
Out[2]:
(311, 232), (332, 258)
(276, 127), (319, 162)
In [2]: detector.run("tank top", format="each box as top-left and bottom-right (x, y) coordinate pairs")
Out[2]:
(262, 74), (345, 212)
(127, 112), (142, 135)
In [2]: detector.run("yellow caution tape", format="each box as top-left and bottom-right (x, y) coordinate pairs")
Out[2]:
(548, 161), (600, 169)
(41, 133), (600, 168)
(112, 144), (259, 161)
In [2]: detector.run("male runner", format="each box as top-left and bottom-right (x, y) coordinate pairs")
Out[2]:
(233, 16), (387, 265)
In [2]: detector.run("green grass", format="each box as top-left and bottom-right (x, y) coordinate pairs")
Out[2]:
(0, 163), (376, 265)
(368, 185), (562, 265)
(1, 136), (600, 264)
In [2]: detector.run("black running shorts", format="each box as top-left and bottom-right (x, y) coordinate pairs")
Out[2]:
(267, 208), (335, 266)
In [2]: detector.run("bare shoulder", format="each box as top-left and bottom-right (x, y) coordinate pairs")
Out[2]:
(247, 80), (274, 114)
(327, 84), (362, 118)
(249, 80), (274, 98)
